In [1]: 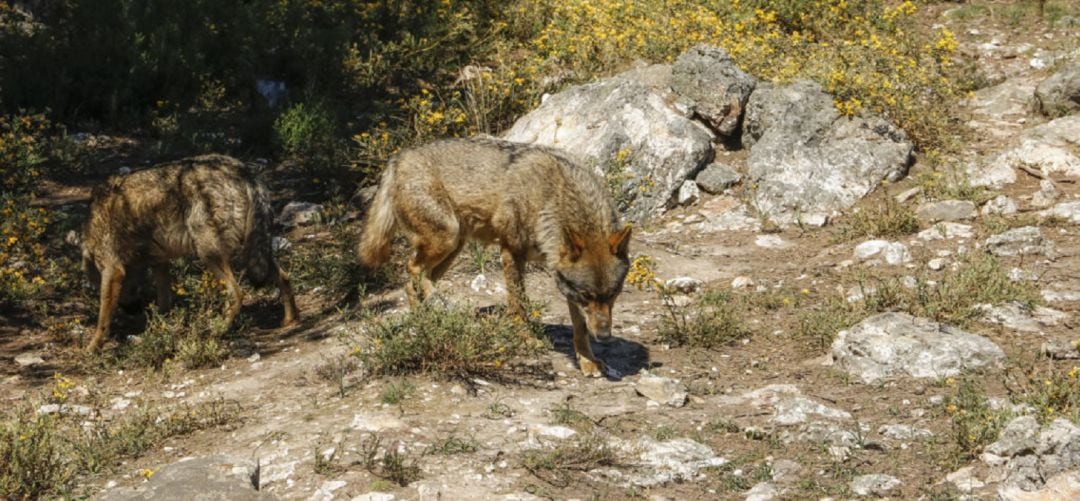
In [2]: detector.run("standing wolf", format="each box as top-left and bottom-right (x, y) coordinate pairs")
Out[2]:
(81, 154), (299, 352)
(358, 138), (631, 377)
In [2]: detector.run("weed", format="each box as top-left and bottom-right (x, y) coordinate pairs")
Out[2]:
(916, 171), (996, 205)
(522, 434), (617, 487)
(357, 435), (422, 487)
(658, 290), (751, 349)
(484, 401), (516, 420)
(312, 436), (346, 475)
(1006, 358), (1080, 424)
(315, 355), (360, 399)
(838, 196), (919, 241)
(943, 378), (1012, 460)
(796, 294), (864, 351)
(380, 380), (415, 405)
(653, 425), (677, 441)
(355, 300), (548, 378)
(550, 401), (595, 432)
(423, 434), (479, 456)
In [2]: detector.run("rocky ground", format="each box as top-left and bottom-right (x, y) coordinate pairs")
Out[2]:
(3, 2), (1080, 500)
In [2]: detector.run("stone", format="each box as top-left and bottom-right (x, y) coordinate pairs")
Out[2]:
(976, 302), (1068, 333)
(945, 466), (985, 493)
(769, 459), (802, 482)
(917, 222), (974, 241)
(504, 65), (714, 220)
(998, 469), (1080, 501)
(894, 187), (922, 203)
(14, 353), (44, 367)
(992, 418), (1080, 491)
(1034, 59), (1080, 118)
(745, 481), (782, 501)
(715, 385), (850, 426)
(351, 494), (395, 501)
(983, 195), (1019, 216)
(635, 373), (688, 407)
(832, 312), (1005, 384)
(350, 413), (406, 432)
(853, 240), (911, 265)
(732, 276), (755, 289)
(741, 80), (913, 225)
(1041, 340), (1080, 360)
(1043, 290), (1080, 302)
(1042, 201), (1080, 224)
(670, 45), (757, 137)
(928, 258), (947, 271)
(916, 200), (977, 223)
(676, 180), (700, 206)
(754, 235), (789, 249)
(987, 415), (1041, 459)
(1031, 180), (1060, 209)
(878, 424), (933, 441)
(96, 456), (271, 500)
(982, 116), (1080, 182)
(277, 201), (323, 227)
(695, 163), (742, 194)
(850, 474), (901, 497)
(665, 277), (704, 294)
(530, 424), (577, 440)
(634, 437), (727, 485)
(986, 226), (1054, 257)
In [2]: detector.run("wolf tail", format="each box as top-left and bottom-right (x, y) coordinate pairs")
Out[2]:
(241, 178), (277, 288)
(358, 160), (398, 268)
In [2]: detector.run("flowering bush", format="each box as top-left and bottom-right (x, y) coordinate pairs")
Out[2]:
(0, 113), (53, 304)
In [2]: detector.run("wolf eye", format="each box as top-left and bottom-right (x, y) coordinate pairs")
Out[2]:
(554, 272), (585, 303)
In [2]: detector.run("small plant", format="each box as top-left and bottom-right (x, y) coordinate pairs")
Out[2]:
(943, 378), (1012, 460)
(484, 401), (516, 419)
(274, 101), (337, 175)
(549, 401), (594, 432)
(653, 425), (677, 441)
(658, 290), (750, 350)
(423, 434), (479, 456)
(380, 380), (415, 405)
(358, 435), (422, 487)
(1006, 359), (1080, 424)
(354, 300), (548, 378)
(839, 195), (919, 241)
(312, 436), (346, 475)
(315, 355), (360, 398)
(521, 434), (617, 487)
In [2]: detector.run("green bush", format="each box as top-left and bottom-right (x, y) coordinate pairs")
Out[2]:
(274, 101), (337, 170)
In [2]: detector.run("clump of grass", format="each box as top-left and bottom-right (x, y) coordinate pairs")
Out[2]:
(549, 401), (594, 432)
(912, 252), (1039, 325)
(423, 434), (479, 456)
(658, 290), (751, 349)
(943, 378), (1012, 461)
(358, 435), (422, 487)
(838, 196), (919, 241)
(916, 171), (996, 205)
(521, 434), (617, 487)
(354, 301), (548, 378)
(796, 295), (866, 351)
(380, 380), (415, 405)
(315, 354), (360, 398)
(0, 394), (241, 499)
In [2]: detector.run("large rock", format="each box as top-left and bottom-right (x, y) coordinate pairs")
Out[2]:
(977, 116), (1080, 186)
(694, 163), (742, 193)
(1035, 59), (1080, 118)
(850, 474), (901, 497)
(504, 65), (714, 221)
(831, 312), (1005, 384)
(741, 81), (913, 225)
(635, 373), (688, 407)
(986, 417), (1080, 492)
(671, 45), (757, 138)
(96, 456), (271, 500)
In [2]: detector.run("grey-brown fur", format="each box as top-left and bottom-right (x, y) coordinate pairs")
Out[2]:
(358, 138), (631, 377)
(81, 154), (299, 352)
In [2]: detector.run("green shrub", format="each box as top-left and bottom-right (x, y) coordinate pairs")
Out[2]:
(658, 290), (751, 349)
(274, 101), (337, 171)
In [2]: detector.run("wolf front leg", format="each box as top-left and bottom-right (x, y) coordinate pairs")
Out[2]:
(87, 265), (125, 353)
(568, 298), (605, 378)
(500, 246), (528, 318)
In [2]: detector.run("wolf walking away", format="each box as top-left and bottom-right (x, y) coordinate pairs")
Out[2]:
(358, 138), (631, 377)
(81, 154), (299, 352)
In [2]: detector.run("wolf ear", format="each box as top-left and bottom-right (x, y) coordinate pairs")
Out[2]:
(563, 229), (586, 261)
(608, 224), (632, 257)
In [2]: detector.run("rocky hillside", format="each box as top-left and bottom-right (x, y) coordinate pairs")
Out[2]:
(2, 1), (1080, 500)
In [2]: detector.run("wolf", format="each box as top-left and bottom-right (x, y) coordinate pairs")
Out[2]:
(81, 154), (299, 352)
(358, 138), (631, 377)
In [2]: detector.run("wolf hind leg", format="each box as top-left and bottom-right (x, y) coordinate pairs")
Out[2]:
(88, 265), (125, 353)
(405, 231), (460, 307)
(273, 264), (299, 326)
(152, 264), (174, 312)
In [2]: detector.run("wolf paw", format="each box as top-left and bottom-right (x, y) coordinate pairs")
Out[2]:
(577, 355), (605, 378)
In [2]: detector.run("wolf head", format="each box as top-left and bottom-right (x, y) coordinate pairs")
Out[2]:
(554, 225), (632, 342)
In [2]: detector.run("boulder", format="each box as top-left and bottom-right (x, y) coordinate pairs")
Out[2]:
(1034, 59), (1080, 118)
(671, 45), (757, 138)
(832, 312), (1005, 384)
(96, 456), (271, 500)
(741, 81), (913, 225)
(504, 65), (714, 221)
